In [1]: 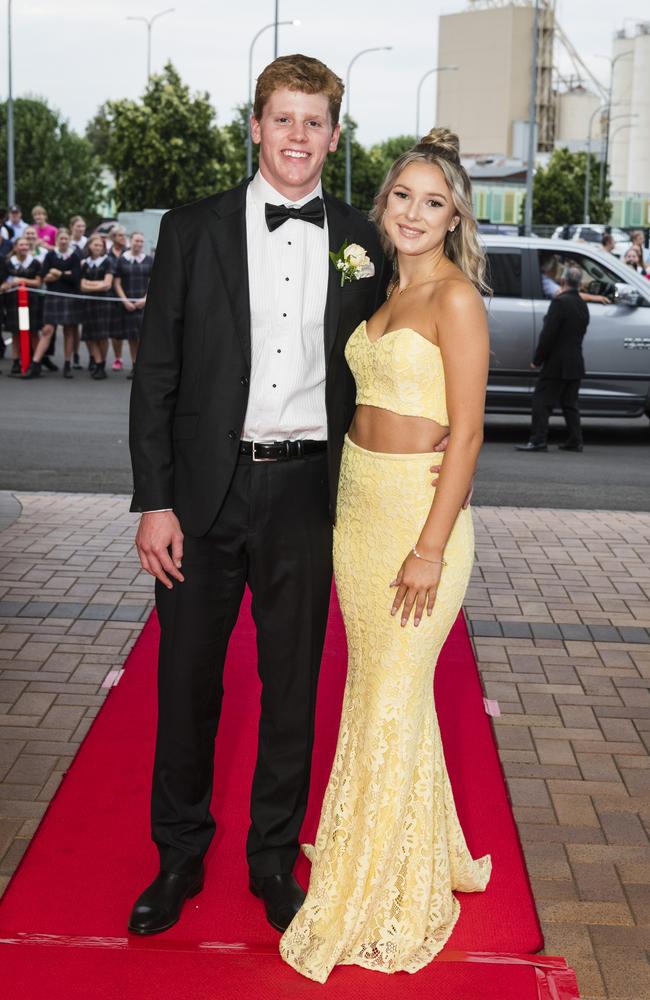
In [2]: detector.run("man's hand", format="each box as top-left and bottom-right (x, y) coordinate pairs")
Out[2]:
(135, 511), (185, 589)
(429, 434), (473, 508)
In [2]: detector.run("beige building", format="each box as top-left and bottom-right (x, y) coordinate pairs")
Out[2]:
(609, 24), (650, 196)
(554, 87), (602, 154)
(436, 2), (537, 157)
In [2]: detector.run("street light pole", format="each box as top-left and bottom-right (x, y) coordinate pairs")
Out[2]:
(126, 8), (175, 82)
(415, 65), (458, 139)
(274, 0), (279, 59)
(345, 46), (392, 205)
(583, 103), (609, 224)
(524, 0), (540, 237)
(6, 0), (15, 206)
(247, 20), (300, 177)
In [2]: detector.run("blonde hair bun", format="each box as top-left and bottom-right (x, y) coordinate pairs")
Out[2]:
(417, 127), (461, 163)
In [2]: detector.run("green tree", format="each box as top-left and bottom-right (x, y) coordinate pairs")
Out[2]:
(321, 117), (385, 212)
(369, 134), (417, 184)
(525, 147), (612, 226)
(0, 97), (105, 224)
(218, 103), (258, 186)
(101, 63), (235, 211)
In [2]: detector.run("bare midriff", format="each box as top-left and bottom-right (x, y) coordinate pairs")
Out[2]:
(348, 405), (450, 455)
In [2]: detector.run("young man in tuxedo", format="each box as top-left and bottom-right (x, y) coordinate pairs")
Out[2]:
(128, 54), (390, 935)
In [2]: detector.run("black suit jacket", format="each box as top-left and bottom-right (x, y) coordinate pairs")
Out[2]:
(533, 288), (590, 380)
(129, 180), (391, 536)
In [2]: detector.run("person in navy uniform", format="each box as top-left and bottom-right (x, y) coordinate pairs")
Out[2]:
(80, 234), (116, 380)
(0, 236), (42, 376)
(23, 228), (83, 379)
(113, 231), (153, 381)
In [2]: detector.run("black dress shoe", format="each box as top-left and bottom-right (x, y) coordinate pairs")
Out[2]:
(128, 866), (204, 935)
(558, 443), (583, 452)
(515, 442), (548, 452)
(41, 355), (59, 372)
(249, 872), (306, 932)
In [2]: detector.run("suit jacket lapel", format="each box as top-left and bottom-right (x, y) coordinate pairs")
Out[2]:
(323, 191), (352, 367)
(205, 180), (252, 367)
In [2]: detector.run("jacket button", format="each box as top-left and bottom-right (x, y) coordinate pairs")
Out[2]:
(240, 376), (249, 386)
(228, 430), (236, 440)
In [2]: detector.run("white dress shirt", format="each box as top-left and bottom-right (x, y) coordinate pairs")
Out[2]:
(242, 170), (329, 442)
(143, 172), (330, 512)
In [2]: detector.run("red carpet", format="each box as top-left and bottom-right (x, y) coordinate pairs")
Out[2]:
(0, 589), (579, 997)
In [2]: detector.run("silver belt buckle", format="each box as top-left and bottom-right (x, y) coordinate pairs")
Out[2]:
(251, 441), (275, 462)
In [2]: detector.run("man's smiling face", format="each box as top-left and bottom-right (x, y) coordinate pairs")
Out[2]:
(251, 87), (340, 201)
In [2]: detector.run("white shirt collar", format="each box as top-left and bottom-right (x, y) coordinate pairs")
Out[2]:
(10, 253), (34, 269)
(123, 250), (146, 263)
(250, 169), (323, 210)
(86, 254), (107, 268)
(54, 249), (74, 260)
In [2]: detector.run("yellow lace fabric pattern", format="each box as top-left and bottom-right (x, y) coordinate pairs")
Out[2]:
(280, 438), (492, 983)
(344, 321), (449, 426)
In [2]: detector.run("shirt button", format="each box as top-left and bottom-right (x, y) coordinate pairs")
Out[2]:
(282, 313), (287, 317)
(277, 349), (281, 354)
(240, 376), (249, 386)
(285, 276), (290, 282)
(228, 430), (236, 440)
(288, 241), (292, 246)
(272, 383), (277, 388)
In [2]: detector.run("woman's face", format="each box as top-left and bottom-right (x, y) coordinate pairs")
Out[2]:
(383, 161), (459, 260)
(112, 229), (127, 249)
(71, 220), (86, 239)
(57, 231), (70, 253)
(130, 233), (145, 256)
(88, 236), (104, 258)
(624, 248), (640, 267)
(32, 208), (46, 226)
(23, 227), (37, 249)
(14, 237), (29, 258)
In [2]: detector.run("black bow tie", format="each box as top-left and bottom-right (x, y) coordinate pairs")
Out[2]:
(264, 196), (325, 233)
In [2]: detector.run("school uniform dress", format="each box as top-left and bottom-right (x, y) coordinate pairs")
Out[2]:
(70, 235), (88, 258)
(107, 249), (125, 338)
(1, 254), (42, 334)
(115, 251), (153, 340)
(42, 249), (83, 326)
(81, 255), (115, 341)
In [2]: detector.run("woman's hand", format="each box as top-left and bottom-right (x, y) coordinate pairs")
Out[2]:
(123, 299), (136, 311)
(390, 550), (444, 627)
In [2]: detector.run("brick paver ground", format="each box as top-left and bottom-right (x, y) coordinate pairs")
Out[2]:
(0, 492), (649, 999)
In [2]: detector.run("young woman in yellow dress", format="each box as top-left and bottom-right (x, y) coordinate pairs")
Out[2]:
(279, 128), (493, 983)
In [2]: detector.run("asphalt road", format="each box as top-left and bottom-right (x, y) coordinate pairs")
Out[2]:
(1, 344), (648, 510)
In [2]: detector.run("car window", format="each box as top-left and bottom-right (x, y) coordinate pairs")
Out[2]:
(537, 249), (621, 301)
(485, 251), (522, 298)
(554, 251), (620, 299)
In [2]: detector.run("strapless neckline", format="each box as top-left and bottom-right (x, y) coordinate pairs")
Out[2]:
(360, 320), (441, 353)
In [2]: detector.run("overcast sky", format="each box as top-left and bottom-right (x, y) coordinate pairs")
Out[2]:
(1, 0), (647, 146)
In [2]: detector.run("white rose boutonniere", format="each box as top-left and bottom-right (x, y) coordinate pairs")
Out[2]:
(329, 240), (375, 287)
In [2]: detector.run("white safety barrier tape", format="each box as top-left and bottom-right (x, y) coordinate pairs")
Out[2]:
(2, 286), (143, 304)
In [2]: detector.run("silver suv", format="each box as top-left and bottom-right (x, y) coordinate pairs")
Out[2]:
(483, 236), (650, 421)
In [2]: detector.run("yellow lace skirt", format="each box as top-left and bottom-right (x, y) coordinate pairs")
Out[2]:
(279, 435), (492, 983)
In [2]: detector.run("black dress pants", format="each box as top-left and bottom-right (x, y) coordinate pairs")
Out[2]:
(152, 450), (333, 878)
(530, 377), (582, 447)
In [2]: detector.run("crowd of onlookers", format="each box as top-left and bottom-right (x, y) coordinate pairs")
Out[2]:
(0, 204), (153, 381)
(599, 229), (650, 275)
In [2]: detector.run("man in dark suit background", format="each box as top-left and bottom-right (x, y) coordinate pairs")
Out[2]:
(127, 54), (390, 937)
(516, 264), (589, 453)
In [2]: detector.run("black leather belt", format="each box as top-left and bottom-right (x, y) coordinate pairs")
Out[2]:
(239, 439), (327, 462)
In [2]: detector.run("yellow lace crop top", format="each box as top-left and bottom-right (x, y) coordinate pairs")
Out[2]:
(345, 321), (449, 426)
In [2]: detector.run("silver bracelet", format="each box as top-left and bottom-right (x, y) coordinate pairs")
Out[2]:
(412, 545), (447, 566)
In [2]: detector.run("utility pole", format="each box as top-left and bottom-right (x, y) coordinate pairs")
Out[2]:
(7, 0), (15, 206)
(524, 0), (540, 237)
